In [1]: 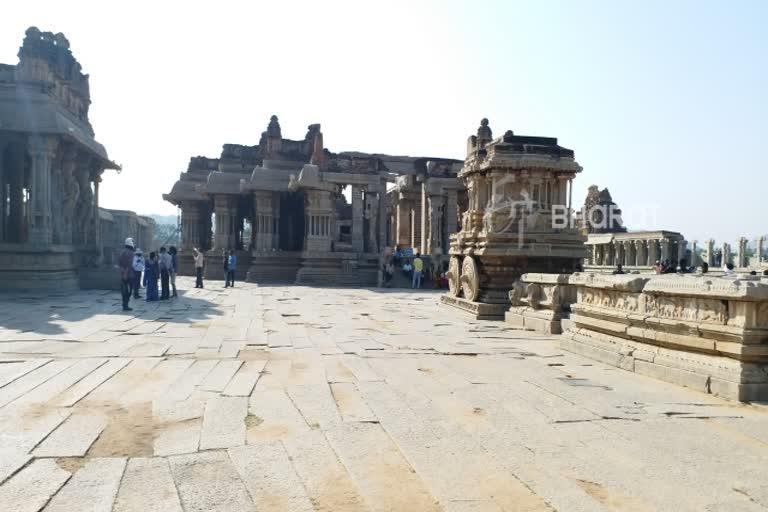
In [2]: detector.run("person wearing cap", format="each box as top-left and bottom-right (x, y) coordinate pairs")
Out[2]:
(119, 238), (136, 312)
(132, 249), (145, 299)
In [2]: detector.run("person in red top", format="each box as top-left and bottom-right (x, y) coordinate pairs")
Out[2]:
(119, 238), (136, 312)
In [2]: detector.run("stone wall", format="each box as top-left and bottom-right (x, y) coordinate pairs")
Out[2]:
(560, 273), (768, 401)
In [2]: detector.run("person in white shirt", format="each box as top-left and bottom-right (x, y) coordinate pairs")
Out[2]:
(132, 249), (145, 299)
(159, 247), (172, 300)
(193, 247), (205, 289)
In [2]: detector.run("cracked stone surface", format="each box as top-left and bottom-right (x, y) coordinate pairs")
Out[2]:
(0, 276), (767, 511)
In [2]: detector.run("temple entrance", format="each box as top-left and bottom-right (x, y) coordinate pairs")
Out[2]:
(278, 191), (305, 251)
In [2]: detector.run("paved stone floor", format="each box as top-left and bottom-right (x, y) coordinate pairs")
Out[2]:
(0, 277), (767, 512)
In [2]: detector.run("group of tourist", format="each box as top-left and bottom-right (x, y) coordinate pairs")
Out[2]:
(382, 246), (450, 289)
(119, 239), (241, 312)
(119, 238), (178, 311)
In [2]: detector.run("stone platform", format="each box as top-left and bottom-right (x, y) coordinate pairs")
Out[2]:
(563, 273), (768, 401)
(439, 294), (508, 320)
(0, 277), (767, 511)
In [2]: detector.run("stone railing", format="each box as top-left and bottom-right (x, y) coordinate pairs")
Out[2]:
(561, 273), (768, 401)
(505, 273), (577, 334)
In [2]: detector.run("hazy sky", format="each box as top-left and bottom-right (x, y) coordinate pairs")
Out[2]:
(2, 1), (766, 244)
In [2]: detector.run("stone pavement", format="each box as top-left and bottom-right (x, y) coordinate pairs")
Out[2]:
(0, 278), (766, 512)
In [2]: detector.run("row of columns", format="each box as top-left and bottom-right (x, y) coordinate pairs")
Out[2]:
(703, 236), (766, 268)
(0, 135), (100, 248)
(591, 238), (687, 267)
(179, 184), (385, 255)
(394, 186), (462, 256)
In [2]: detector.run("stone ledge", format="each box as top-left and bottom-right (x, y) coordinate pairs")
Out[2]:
(561, 328), (768, 402)
(439, 295), (507, 320)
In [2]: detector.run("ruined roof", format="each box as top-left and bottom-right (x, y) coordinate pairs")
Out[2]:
(0, 27), (118, 169)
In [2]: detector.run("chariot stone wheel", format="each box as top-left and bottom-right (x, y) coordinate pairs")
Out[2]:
(460, 256), (480, 302)
(447, 256), (461, 297)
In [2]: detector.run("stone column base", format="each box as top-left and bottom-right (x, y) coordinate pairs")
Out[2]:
(439, 295), (507, 320)
(0, 244), (79, 291)
(505, 306), (563, 334)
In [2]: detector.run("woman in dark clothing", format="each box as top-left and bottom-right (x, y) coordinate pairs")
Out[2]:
(145, 252), (160, 301)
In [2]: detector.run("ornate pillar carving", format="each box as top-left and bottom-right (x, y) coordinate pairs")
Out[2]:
(59, 146), (79, 246)
(351, 185), (364, 253)
(26, 136), (58, 245)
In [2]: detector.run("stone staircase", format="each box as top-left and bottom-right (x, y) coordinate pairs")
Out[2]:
(295, 253), (379, 287)
(245, 252), (303, 284)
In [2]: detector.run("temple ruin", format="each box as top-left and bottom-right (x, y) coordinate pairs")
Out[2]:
(0, 28), (148, 290)
(163, 116), (463, 284)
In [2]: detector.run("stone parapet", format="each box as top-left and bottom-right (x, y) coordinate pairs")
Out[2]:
(561, 273), (768, 401)
(505, 273), (577, 334)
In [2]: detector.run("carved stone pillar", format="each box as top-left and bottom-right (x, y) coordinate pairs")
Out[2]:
(304, 189), (334, 253)
(411, 197), (422, 250)
(58, 146), (79, 246)
(647, 240), (658, 266)
(395, 197), (410, 247)
(26, 136), (58, 246)
(180, 202), (201, 250)
(737, 237), (748, 268)
(272, 193), (281, 250)
(723, 242), (732, 266)
(706, 239), (715, 266)
(351, 185), (364, 253)
(252, 190), (275, 252)
(445, 189), (458, 239)
(690, 240), (698, 267)
(758, 236), (765, 263)
(213, 195), (236, 250)
(377, 191), (388, 252)
(660, 239), (671, 262)
(677, 240), (688, 266)
(427, 194), (445, 256)
(365, 191), (379, 254)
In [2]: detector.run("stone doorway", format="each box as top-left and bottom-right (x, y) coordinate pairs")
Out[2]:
(278, 191), (305, 251)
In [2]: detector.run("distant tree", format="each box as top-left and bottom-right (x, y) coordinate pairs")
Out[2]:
(153, 223), (179, 249)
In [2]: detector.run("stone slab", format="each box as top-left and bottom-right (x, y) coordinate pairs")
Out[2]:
(222, 360), (265, 396)
(113, 457), (183, 512)
(199, 360), (243, 392)
(199, 396), (247, 450)
(229, 443), (314, 512)
(33, 413), (108, 457)
(44, 457), (126, 512)
(168, 451), (255, 512)
(0, 459), (70, 512)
